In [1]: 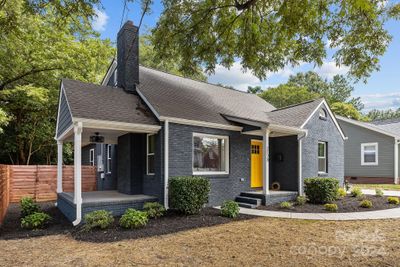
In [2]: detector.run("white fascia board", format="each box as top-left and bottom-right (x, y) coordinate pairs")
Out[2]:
(101, 59), (117, 86)
(337, 115), (400, 139)
(159, 116), (243, 131)
(72, 118), (161, 133)
(136, 88), (161, 119)
(301, 100), (347, 140)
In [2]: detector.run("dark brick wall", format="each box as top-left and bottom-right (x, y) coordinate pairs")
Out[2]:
(168, 123), (256, 206)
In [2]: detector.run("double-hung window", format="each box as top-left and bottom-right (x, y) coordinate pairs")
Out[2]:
(318, 142), (327, 173)
(89, 149), (95, 166)
(361, 143), (378, 165)
(193, 133), (229, 175)
(106, 145), (112, 173)
(147, 134), (155, 175)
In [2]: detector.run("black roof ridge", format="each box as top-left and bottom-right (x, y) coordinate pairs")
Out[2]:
(270, 98), (324, 112)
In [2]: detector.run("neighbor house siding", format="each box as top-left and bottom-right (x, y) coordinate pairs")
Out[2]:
(56, 89), (73, 138)
(302, 104), (344, 184)
(168, 123), (256, 206)
(340, 120), (394, 178)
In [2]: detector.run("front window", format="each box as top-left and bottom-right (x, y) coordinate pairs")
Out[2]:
(107, 145), (112, 173)
(193, 133), (229, 174)
(147, 134), (155, 175)
(361, 143), (378, 165)
(89, 149), (95, 166)
(318, 142), (327, 173)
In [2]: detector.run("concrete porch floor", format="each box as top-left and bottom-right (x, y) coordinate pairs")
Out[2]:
(60, 191), (157, 204)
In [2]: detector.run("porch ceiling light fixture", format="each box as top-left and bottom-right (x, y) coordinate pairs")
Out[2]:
(90, 132), (104, 143)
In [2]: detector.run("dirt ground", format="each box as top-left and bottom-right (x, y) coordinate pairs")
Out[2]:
(1, 217), (399, 267)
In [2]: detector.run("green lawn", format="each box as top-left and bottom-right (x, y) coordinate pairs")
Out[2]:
(355, 184), (400, 191)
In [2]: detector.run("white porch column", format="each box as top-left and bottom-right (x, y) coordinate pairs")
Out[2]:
(73, 122), (83, 226)
(262, 127), (270, 195)
(56, 140), (63, 193)
(164, 120), (169, 209)
(298, 136), (303, 195)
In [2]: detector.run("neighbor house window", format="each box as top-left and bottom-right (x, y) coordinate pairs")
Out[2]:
(147, 134), (155, 175)
(89, 149), (95, 166)
(361, 143), (378, 165)
(106, 145), (112, 173)
(318, 142), (327, 173)
(193, 133), (229, 175)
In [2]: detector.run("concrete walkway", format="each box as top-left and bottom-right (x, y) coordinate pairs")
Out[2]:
(360, 189), (400, 197)
(233, 207), (400, 221)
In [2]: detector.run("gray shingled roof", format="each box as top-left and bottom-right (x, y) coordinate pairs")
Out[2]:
(266, 99), (324, 127)
(372, 118), (400, 137)
(137, 66), (275, 126)
(62, 79), (158, 125)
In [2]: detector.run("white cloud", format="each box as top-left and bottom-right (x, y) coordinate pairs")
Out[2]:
(92, 9), (109, 32)
(314, 61), (349, 79)
(356, 92), (400, 111)
(208, 62), (296, 91)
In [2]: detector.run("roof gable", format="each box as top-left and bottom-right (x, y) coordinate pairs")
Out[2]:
(337, 116), (399, 139)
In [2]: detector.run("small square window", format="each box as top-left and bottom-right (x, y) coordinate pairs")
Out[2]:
(361, 143), (378, 165)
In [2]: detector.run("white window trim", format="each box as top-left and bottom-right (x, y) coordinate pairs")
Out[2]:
(361, 142), (379, 166)
(318, 141), (327, 174)
(106, 145), (112, 173)
(89, 149), (95, 166)
(192, 133), (230, 175)
(147, 134), (155, 175)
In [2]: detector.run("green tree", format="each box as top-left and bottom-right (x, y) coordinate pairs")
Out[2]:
(259, 84), (319, 108)
(247, 86), (262, 94)
(140, 34), (207, 81)
(0, 108), (8, 133)
(366, 108), (400, 121)
(330, 102), (362, 120)
(152, 0), (400, 80)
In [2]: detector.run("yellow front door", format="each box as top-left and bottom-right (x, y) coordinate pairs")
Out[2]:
(251, 140), (263, 188)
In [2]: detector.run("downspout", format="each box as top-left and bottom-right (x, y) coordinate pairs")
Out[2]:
(164, 120), (169, 209)
(395, 139), (400, 184)
(297, 131), (308, 195)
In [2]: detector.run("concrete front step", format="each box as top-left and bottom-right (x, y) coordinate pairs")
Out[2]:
(236, 202), (258, 209)
(235, 196), (262, 206)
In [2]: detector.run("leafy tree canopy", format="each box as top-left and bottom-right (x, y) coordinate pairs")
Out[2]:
(330, 102), (362, 120)
(139, 34), (207, 81)
(259, 84), (319, 108)
(247, 86), (262, 94)
(366, 108), (400, 121)
(152, 0), (400, 80)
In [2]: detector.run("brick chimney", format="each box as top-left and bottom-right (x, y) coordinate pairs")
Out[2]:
(117, 20), (139, 93)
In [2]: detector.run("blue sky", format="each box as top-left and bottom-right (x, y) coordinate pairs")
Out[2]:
(95, 0), (400, 112)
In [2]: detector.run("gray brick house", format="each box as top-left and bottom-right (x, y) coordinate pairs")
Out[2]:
(55, 21), (346, 225)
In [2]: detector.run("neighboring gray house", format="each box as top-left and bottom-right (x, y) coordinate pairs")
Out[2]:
(337, 116), (400, 184)
(55, 21), (346, 225)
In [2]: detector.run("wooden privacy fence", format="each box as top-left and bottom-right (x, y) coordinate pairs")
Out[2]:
(0, 165), (96, 224)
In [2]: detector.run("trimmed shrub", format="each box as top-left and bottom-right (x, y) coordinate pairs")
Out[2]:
(119, 209), (148, 229)
(20, 197), (40, 218)
(21, 212), (51, 229)
(304, 178), (339, 204)
(375, 189), (384, 197)
(280, 201), (293, 209)
(337, 188), (347, 198)
(169, 176), (210, 215)
(324, 203), (338, 212)
(84, 210), (114, 230)
(359, 200), (373, 208)
(351, 187), (363, 198)
(296, 196), (307, 206)
(143, 202), (166, 219)
(388, 197), (400, 205)
(220, 200), (240, 218)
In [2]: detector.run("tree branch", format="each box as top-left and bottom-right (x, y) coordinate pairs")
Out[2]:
(0, 67), (62, 90)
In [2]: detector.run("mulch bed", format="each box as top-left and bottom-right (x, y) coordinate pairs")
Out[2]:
(258, 195), (400, 213)
(0, 202), (255, 242)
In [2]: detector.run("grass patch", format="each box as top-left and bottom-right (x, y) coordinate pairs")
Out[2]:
(355, 184), (400, 191)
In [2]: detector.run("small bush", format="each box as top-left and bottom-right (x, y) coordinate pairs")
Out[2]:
(388, 197), (400, 205)
(337, 188), (347, 198)
(84, 210), (114, 230)
(296, 196), (307, 206)
(359, 199), (373, 208)
(280, 201), (293, 209)
(20, 197), (40, 218)
(21, 212), (51, 229)
(119, 209), (148, 229)
(304, 178), (340, 204)
(169, 176), (210, 215)
(220, 200), (240, 218)
(375, 189), (384, 197)
(143, 202), (166, 219)
(324, 203), (338, 212)
(351, 187), (363, 198)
